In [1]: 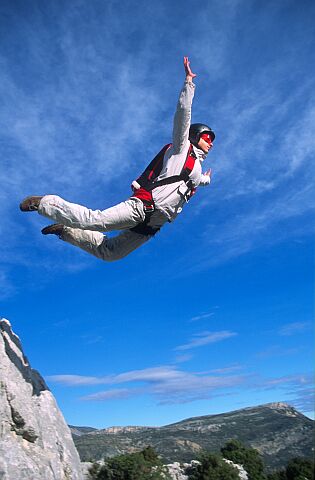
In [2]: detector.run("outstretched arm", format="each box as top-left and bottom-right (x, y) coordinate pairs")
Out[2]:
(172, 57), (197, 153)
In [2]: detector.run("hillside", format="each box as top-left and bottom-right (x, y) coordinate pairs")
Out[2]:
(71, 402), (314, 471)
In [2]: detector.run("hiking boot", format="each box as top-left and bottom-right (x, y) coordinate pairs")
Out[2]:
(19, 196), (43, 212)
(41, 224), (64, 237)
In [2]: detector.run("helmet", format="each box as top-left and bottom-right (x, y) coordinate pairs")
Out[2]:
(189, 123), (215, 146)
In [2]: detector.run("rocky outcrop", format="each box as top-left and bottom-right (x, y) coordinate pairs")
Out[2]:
(165, 460), (248, 480)
(165, 461), (194, 480)
(0, 318), (83, 480)
(223, 459), (248, 480)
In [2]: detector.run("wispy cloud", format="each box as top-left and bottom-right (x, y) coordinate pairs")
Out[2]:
(174, 353), (194, 364)
(190, 312), (215, 322)
(48, 364), (245, 405)
(1, 0), (314, 291)
(82, 389), (135, 402)
(49, 366), (188, 386)
(255, 345), (300, 359)
(287, 386), (315, 414)
(48, 365), (313, 412)
(278, 322), (312, 336)
(209, 365), (243, 374)
(260, 374), (314, 414)
(179, 179), (315, 275)
(0, 7), (168, 282)
(175, 330), (237, 351)
(48, 374), (113, 386)
(169, 53), (315, 275)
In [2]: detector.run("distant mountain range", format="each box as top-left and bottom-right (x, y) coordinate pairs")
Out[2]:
(70, 402), (314, 471)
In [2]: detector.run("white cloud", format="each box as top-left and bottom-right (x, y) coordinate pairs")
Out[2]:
(48, 366), (186, 387)
(48, 366), (314, 411)
(48, 364), (245, 405)
(209, 365), (243, 374)
(48, 374), (113, 386)
(259, 374), (314, 414)
(278, 322), (312, 336)
(175, 330), (237, 351)
(114, 366), (187, 384)
(190, 312), (215, 322)
(81, 388), (134, 401)
(1, 0), (314, 291)
(174, 353), (193, 364)
(263, 375), (310, 387)
(255, 346), (300, 359)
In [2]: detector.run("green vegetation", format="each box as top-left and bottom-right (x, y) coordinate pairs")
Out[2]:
(221, 439), (266, 480)
(267, 457), (314, 480)
(87, 441), (315, 480)
(185, 440), (266, 480)
(186, 453), (240, 479)
(286, 457), (314, 480)
(267, 472), (287, 480)
(187, 441), (314, 480)
(88, 446), (171, 480)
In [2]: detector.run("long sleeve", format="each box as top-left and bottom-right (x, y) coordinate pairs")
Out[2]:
(172, 81), (195, 154)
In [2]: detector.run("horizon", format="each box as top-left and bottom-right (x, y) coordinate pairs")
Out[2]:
(1, 0), (314, 429)
(67, 402), (313, 429)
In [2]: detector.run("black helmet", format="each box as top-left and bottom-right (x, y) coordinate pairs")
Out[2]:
(189, 123), (215, 146)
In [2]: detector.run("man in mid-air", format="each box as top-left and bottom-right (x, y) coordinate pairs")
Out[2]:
(20, 57), (216, 262)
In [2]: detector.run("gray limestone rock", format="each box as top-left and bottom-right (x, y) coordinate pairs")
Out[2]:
(165, 460), (248, 480)
(0, 318), (83, 480)
(223, 459), (248, 480)
(165, 461), (189, 480)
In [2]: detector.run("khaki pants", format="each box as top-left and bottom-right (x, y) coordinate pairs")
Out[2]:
(38, 195), (165, 261)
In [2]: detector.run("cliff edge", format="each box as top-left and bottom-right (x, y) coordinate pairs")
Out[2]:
(0, 318), (83, 480)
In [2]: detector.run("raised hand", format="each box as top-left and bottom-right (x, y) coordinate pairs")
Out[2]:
(184, 56), (197, 80)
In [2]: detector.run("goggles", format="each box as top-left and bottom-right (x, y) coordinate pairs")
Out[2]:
(200, 133), (213, 145)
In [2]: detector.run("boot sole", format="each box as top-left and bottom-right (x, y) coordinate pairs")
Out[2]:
(20, 196), (43, 212)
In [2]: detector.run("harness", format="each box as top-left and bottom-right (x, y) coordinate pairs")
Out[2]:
(130, 143), (197, 237)
(132, 143), (197, 209)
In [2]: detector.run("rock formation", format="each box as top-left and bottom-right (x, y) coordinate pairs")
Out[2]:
(0, 318), (83, 480)
(165, 460), (248, 480)
(223, 459), (248, 480)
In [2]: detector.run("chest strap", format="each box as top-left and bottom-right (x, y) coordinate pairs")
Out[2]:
(138, 144), (197, 192)
(131, 143), (197, 218)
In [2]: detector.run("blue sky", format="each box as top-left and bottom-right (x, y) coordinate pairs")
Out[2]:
(1, 0), (314, 428)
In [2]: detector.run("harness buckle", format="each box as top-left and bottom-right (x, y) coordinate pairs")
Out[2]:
(143, 204), (155, 213)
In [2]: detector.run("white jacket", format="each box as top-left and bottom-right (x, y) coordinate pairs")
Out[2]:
(133, 81), (211, 222)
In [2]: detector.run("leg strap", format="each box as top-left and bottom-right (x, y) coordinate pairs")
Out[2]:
(129, 221), (160, 237)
